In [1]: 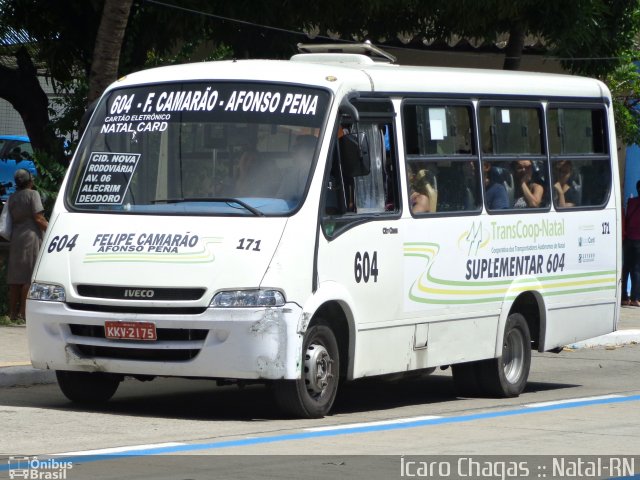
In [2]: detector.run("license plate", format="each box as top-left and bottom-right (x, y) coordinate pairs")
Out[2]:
(104, 321), (157, 341)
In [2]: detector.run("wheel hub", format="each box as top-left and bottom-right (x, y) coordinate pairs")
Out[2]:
(503, 328), (524, 383)
(304, 343), (334, 395)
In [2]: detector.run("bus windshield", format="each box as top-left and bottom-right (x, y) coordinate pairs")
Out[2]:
(67, 82), (330, 215)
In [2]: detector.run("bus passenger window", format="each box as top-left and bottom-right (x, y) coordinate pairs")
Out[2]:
(547, 106), (610, 209)
(402, 102), (481, 214)
(479, 103), (549, 211)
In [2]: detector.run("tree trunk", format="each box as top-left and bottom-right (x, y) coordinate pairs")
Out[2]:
(503, 21), (525, 71)
(0, 47), (64, 164)
(87, 0), (134, 104)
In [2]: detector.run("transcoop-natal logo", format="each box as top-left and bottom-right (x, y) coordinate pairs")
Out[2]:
(460, 219), (565, 257)
(8, 456), (72, 479)
(458, 221), (489, 256)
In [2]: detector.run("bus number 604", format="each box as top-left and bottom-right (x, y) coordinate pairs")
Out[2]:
(354, 251), (379, 283)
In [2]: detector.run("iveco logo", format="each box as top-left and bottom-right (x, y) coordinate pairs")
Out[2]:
(124, 289), (155, 298)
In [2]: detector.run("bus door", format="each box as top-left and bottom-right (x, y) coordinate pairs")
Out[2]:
(317, 100), (404, 370)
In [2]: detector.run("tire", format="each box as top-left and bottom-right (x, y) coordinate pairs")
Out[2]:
(451, 361), (483, 397)
(273, 322), (340, 418)
(479, 313), (531, 397)
(56, 370), (121, 404)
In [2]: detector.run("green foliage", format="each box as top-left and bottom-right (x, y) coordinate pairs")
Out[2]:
(604, 56), (640, 146)
(144, 41), (233, 68)
(49, 78), (89, 147)
(2, 0), (102, 80)
(33, 150), (68, 219)
(4, 0), (640, 165)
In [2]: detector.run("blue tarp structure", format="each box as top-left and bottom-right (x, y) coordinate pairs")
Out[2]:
(624, 144), (640, 204)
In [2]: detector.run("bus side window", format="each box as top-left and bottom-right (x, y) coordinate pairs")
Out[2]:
(322, 121), (399, 237)
(479, 104), (549, 212)
(402, 102), (481, 214)
(547, 106), (611, 209)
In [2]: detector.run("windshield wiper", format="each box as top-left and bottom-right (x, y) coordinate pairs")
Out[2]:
(151, 197), (265, 216)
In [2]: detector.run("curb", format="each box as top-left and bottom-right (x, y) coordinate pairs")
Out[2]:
(566, 329), (640, 349)
(0, 365), (56, 388)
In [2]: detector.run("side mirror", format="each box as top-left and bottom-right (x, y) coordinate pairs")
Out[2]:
(339, 131), (370, 177)
(339, 97), (359, 122)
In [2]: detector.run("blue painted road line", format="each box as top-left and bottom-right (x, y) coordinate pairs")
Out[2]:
(2, 393), (639, 470)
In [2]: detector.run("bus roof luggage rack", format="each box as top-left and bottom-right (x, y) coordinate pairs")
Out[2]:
(294, 41), (397, 64)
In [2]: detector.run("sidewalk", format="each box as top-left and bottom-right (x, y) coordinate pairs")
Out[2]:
(1, 307), (640, 388)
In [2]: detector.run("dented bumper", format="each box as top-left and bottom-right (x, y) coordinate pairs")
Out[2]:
(26, 300), (304, 380)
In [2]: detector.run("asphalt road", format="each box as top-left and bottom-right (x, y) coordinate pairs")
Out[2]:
(1, 344), (639, 479)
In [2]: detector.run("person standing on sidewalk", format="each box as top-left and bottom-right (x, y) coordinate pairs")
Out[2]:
(623, 180), (640, 306)
(6, 169), (48, 322)
(622, 203), (630, 305)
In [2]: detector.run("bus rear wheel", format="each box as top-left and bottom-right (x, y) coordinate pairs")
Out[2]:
(479, 313), (531, 397)
(56, 370), (121, 404)
(273, 322), (340, 418)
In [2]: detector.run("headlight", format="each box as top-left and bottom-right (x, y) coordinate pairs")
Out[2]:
(210, 289), (285, 307)
(28, 283), (66, 302)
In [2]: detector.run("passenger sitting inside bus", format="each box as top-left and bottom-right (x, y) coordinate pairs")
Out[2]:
(512, 159), (544, 208)
(409, 167), (437, 213)
(483, 161), (509, 210)
(552, 160), (577, 208)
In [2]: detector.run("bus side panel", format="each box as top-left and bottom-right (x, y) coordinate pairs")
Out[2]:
(544, 304), (616, 349)
(540, 206), (618, 350)
(425, 316), (499, 366)
(351, 316), (499, 378)
(403, 207), (617, 358)
(401, 216), (505, 366)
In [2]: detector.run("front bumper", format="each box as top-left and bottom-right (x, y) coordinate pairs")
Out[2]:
(26, 300), (304, 380)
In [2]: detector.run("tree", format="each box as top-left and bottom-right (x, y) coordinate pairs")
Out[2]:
(2, 0), (640, 166)
(0, 0), (215, 209)
(0, 0), (102, 166)
(88, 0), (134, 103)
(0, 46), (60, 161)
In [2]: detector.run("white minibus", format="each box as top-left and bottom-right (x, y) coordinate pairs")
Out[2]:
(27, 43), (621, 418)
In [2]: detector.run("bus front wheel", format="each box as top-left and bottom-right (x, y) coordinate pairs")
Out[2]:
(479, 313), (531, 397)
(273, 322), (340, 418)
(56, 370), (121, 404)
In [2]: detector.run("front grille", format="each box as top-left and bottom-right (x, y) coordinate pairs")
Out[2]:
(68, 324), (209, 362)
(76, 285), (206, 301)
(69, 324), (208, 341)
(67, 303), (207, 315)
(73, 345), (200, 361)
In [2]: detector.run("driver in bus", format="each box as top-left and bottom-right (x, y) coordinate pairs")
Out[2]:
(277, 135), (317, 203)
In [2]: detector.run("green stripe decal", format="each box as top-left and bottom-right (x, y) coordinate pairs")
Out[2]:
(404, 242), (615, 305)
